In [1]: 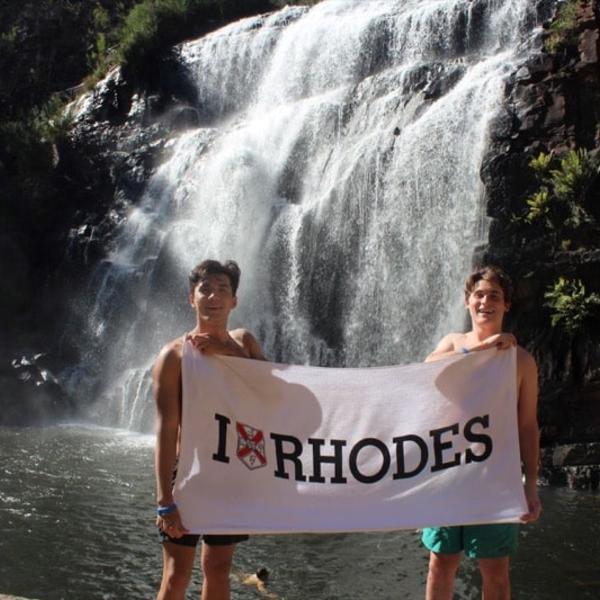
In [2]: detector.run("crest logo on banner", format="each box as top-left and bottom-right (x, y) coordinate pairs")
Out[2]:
(236, 422), (267, 470)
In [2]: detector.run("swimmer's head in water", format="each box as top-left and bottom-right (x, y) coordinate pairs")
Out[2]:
(256, 567), (269, 581)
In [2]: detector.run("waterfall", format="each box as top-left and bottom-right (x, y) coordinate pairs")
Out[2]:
(73, 0), (551, 431)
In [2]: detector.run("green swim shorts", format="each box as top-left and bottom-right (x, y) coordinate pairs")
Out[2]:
(421, 524), (519, 559)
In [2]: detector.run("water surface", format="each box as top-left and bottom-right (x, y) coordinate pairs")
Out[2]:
(1, 426), (598, 599)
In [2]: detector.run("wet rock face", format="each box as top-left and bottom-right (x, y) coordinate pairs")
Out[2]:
(0, 235), (31, 323)
(63, 52), (201, 236)
(481, 0), (600, 481)
(0, 354), (74, 426)
(541, 443), (600, 490)
(61, 59), (201, 275)
(1, 52), (202, 425)
(67, 70), (169, 219)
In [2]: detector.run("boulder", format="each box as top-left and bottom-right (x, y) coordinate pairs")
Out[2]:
(552, 442), (600, 466)
(0, 353), (74, 426)
(540, 444), (600, 490)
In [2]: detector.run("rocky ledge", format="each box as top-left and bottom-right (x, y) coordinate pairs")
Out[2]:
(541, 442), (600, 489)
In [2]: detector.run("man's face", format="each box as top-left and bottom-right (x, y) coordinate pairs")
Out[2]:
(465, 277), (509, 328)
(190, 273), (237, 322)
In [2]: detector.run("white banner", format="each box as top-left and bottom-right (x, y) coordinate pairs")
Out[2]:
(174, 343), (526, 534)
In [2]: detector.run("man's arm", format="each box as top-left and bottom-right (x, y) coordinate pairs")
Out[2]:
(153, 341), (188, 537)
(517, 347), (542, 522)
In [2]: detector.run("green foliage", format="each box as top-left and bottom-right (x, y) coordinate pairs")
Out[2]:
(545, 0), (580, 54)
(0, 117), (57, 229)
(550, 148), (597, 202)
(93, 5), (111, 31)
(560, 239), (572, 250)
(0, 95), (72, 216)
(114, 1), (286, 77)
(523, 148), (599, 229)
(0, 2), (129, 117)
(529, 151), (552, 174)
(544, 277), (600, 334)
(30, 94), (74, 144)
(0, 119), (53, 175)
(97, 32), (108, 58)
(525, 188), (551, 224)
(0, 0), (289, 210)
(520, 148), (600, 335)
(86, 2), (131, 87)
(117, 0), (185, 73)
(0, 24), (20, 46)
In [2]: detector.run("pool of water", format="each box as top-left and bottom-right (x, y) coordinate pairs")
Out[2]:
(1, 425), (598, 599)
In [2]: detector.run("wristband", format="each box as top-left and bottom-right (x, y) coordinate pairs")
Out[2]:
(460, 347), (470, 354)
(157, 502), (178, 516)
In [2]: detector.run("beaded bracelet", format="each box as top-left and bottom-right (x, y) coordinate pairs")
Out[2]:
(157, 502), (178, 517)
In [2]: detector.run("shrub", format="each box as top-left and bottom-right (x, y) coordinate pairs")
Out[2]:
(524, 148), (599, 229)
(525, 188), (551, 225)
(545, 0), (580, 54)
(544, 277), (600, 334)
(115, 0), (325, 78)
(30, 94), (74, 144)
(117, 2), (161, 72)
(551, 148), (597, 201)
(0, 118), (56, 227)
(529, 151), (552, 174)
(83, 0), (324, 83)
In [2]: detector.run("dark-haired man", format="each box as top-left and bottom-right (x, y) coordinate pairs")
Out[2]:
(422, 265), (542, 600)
(154, 259), (265, 600)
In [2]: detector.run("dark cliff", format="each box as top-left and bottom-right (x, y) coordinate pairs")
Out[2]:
(481, 0), (600, 488)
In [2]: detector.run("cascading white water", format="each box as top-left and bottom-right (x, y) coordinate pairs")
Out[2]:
(78, 0), (551, 431)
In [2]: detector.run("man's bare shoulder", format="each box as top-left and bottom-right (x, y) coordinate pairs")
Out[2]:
(154, 337), (184, 372)
(516, 345), (537, 372)
(438, 332), (467, 351)
(230, 328), (265, 360)
(230, 328), (255, 342)
(425, 332), (466, 361)
(229, 327), (255, 348)
(153, 338), (183, 407)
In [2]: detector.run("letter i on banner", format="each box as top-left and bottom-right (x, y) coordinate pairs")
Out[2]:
(213, 413), (231, 463)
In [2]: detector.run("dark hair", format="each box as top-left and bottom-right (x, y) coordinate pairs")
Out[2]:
(188, 260), (241, 295)
(464, 265), (513, 303)
(255, 568), (269, 581)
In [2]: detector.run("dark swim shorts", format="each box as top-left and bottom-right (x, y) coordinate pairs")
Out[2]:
(158, 465), (248, 547)
(158, 529), (249, 547)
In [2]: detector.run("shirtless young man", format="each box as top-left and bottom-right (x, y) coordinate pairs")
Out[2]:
(422, 265), (542, 600)
(153, 259), (265, 600)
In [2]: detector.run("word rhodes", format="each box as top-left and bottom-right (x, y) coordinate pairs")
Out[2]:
(211, 413), (493, 484)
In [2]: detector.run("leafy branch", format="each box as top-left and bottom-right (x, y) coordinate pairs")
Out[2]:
(545, 0), (580, 54)
(523, 148), (599, 229)
(544, 277), (600, 335)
